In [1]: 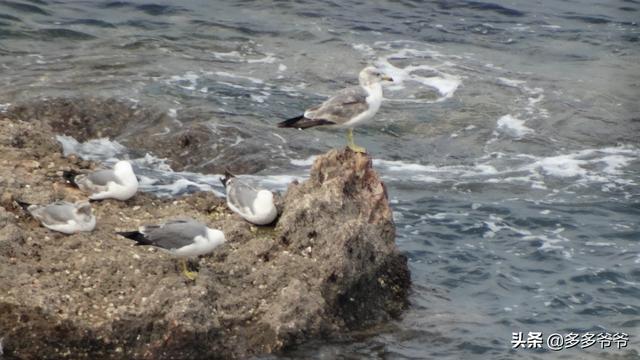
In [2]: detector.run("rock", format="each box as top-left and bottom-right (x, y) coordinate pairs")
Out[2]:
(276, 149), (409, 330)
(0, 105), (410, 359)
(3, 98), (327, 174)
(20, 160), (40, 169)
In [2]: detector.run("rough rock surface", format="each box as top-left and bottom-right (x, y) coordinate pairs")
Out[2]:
(0, 106), (410, 359)
(3, 98), (325, 174)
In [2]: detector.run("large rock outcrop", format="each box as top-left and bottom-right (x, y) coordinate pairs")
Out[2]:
(0, 106), (410, 359)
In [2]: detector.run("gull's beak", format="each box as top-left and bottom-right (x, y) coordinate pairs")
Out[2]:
(381, 75), (393, 82)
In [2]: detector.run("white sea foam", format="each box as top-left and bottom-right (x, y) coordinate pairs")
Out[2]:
(497, 77), (526, 87)
(213, 71), (264, 84)
(250, 92), (270, 103)
(418, 73), (461, 99)
(210, 50), (276, 64)
(524, 147), (639, 183)
(524, 233), (572, 259)
(351, 41), (462, 103)
(511, 25), (531, 32)
(585, 241), (615, 247)
(217, 80), (259, 91)
(145, 178), (212, 196)
(483, 214), (532, 239)
(210, 50), (243, 61)
(351, 43), (376, 57)
(0, 103), (10, 112)
(482, 216), (572, 258)
(290, 156), (317, 167)
(56, 136), (302, 197)
(377, 146), (637, 195)
(56, 133), (638, 202)
(374, 159), (498, 178)
(168, 71), (199, 91)
(292, 146), (637, 193)
(496, 114), (534, 138)
(246, 53), (277, 64)
(57, 135), (127, 161)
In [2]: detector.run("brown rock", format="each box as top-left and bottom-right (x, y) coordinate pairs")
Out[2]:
(0, 104), (410, 359)
(19, 160), (40, 169)
(275, 149), (409, 330)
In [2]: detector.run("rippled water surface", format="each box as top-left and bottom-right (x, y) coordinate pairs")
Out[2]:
(1, 0), (639, 358)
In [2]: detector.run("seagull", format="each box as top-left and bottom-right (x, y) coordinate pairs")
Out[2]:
(277, 66), (393, 153)
(117, 218), (226, 280)
(64, 160), (138, 201)
(17, 200), (96, 234)
(220, 171), (277, 225)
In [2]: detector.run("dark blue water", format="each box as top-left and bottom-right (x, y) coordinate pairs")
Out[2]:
(1, 1), (639, 358)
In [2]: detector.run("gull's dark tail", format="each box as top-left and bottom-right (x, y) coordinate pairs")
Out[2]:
(219, 169), (235, 188)
(62, 170), (80, 187)
(277, 115), (335, 129)
(117, 231), (152, 246)
(15, 200), (32, 212)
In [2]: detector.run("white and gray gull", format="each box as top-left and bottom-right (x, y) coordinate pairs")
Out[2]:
(64, 160), (138, 201)
(220, 171), (277, 226)
(117, 218), (225, 280)
(278, 66), (393, 153)
(18, 200), (96, 234)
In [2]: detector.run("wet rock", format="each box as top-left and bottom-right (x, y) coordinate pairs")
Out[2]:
(3, 98), (309, 174)
(129, 121), (276, 174)
(0, 107), (409, 359)
(4, 97), (148, 141)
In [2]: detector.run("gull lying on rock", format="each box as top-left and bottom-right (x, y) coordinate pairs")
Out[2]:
(117, 218), (226, 280)
(64, 160), (138, 201)
(18, 200), (96, 234)
(220, 171), (277, 225)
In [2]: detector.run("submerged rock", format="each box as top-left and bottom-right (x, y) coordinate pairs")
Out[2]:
(0, 109), (410, 359)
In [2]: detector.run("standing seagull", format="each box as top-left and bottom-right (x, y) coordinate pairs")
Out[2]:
(18, 200), (96, 234)
(64, 160), (138, 201)
(220, 171), (277, 225)
(278, 66), (393, 153)
(117, 218), (225, 280)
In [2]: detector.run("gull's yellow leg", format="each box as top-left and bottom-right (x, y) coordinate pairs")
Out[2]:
(180, 258), (198, 280)
(346, 128), (366, 153)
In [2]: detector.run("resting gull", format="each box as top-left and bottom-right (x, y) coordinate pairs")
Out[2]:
(18, 200), (96, 234)
(278, 66), (393, 153)
(64, 160), (138, 201)
(220, 171), (277, 225)
(117, 218), (226, 280)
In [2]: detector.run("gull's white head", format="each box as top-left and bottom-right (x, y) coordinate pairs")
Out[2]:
(113, 160), (137, 183)
(114, 160), (133, 174)
(252, 189), (277, 225)
(256, 189), (274, 204)
(359, 66), (393, 87)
